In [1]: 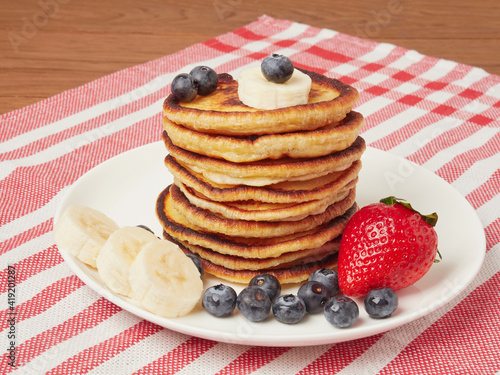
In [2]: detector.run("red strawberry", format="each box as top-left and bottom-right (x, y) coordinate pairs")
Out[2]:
(338, 196), (439, 298)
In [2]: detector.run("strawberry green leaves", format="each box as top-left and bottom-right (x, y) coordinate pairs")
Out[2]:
(379, 196), (438, 227)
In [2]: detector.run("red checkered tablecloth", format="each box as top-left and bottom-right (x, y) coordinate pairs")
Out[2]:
(1, 15), (499, 374)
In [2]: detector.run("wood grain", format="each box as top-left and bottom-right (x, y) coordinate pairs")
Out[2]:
(1, 0), (499, 114)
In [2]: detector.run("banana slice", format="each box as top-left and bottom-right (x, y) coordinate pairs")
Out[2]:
(237, 66), (312, 110)
(129, 240), (203, 318)
(96, 226), (159, 296)
(54, 205), (120, 268)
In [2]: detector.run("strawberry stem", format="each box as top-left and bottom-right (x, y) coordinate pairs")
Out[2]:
(380, 196), (438, 227)
(434, 249), (442, 263)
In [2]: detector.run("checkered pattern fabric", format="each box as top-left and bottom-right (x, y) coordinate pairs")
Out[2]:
(1, 15), (499, 374)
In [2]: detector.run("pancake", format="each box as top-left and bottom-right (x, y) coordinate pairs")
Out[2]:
(163, 133), (366, 186)
(168, 234), (340, 271)
(163, 69), (359, 136)
(156, 185), (358, 258)
(163, 111), (365, 162)
(168, 183), (356, 238)
(177, 179), (355, 222)
(178, 241), (340, 284)
(165, 156), (362, 203)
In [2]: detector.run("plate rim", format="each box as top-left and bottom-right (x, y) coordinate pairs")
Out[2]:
(54, 142), (487, 346)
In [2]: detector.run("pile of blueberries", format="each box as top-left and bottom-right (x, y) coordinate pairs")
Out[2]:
(201, 268), (399, 328)
(171, 66), (219, 103)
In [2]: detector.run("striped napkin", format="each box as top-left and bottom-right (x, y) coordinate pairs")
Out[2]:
(1, 15), (499, 374)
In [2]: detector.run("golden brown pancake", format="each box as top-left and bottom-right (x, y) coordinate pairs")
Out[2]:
(163, 111), (365, 162)
(177, 179), (355, 222)
(163, 133), (366, 186)
(169, 235), (340, 271)
(156, 185), (357, 258)
(177, 240), (340, 284)
(168, 183), (356, 238)
(163, 69), (359, 136)
(165, 156), (362, 203)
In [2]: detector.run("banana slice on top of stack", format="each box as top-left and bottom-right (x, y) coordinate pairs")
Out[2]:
(237, 66), (312, 110)
(159, 55), (366, 284)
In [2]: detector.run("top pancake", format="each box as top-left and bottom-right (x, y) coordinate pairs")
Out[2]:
(163, 69), (359, 135)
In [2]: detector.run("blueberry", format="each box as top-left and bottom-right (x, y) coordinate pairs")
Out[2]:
(249, 274), (281, 302)
(202, 284), (237, 317)
(261, 54), (294, 83)
(190, 66), (218, 96)
(136, 224), (162, 239)
(272, 294), (306, 324)
(171, 73), (198, 102)
(309, 268), (340, 296)
(297, 281), (331, 314)
(236, 286), (271, 322)
(324, 296), (359, 328)
(186, 253), (204, 279)
(136, 224), (155, 234)
(364, 287), (398, 319)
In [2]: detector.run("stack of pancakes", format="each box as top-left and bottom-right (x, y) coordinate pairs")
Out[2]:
(156, 69), (365, 284)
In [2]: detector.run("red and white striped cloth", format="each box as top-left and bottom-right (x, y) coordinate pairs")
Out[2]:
(1, 15), (499, 374)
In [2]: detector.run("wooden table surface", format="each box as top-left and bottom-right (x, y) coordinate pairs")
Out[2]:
(1, 0), (499, 115)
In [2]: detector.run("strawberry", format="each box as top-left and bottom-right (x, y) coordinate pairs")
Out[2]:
(338, 196), (439, 298)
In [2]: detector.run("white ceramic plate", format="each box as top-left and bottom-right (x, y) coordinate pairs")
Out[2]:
(55, 142), (486, 347)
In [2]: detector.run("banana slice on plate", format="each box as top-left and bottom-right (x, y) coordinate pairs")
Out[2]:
(54, 205), (120, 268)
(96, 226), (159, 296)
(237, 66), (312, 110)
(129, 240), (203, 318)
